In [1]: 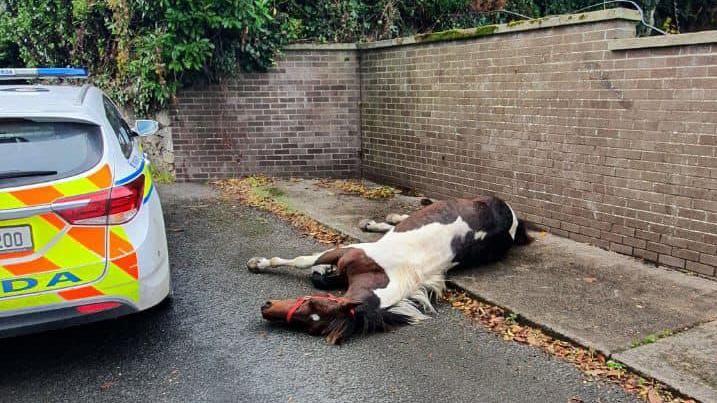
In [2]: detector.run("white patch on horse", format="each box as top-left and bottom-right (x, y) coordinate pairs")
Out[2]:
(310, 264), (334, 276)
(248, 253), (322, 271)
(506, 202), (518, 240)
(364, 220), (394, 233)
(353, 216), (472, 321)
(270, 254), (321, 268)
(474, 230), (487, 240)
(385, 214), (409, 225)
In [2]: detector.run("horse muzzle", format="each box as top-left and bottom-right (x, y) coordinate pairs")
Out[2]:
(260, 299), (290, 322)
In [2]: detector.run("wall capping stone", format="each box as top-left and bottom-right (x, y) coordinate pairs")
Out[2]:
(363, 8), (640, 49)
(285, 43), (358, 51)
(609, 30), (717, 50)
(285, 8), (640, 51)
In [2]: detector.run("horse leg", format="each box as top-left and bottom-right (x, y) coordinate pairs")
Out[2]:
(358, 213), (409, 233)
(358, 219), (394, 233)
(310, 265), (348, 290)
(385, 213), (409, 225)
(246, 247), (348, 273)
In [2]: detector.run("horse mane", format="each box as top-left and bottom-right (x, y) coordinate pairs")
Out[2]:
(322, 297), (414, 345)
(385, 268), (446, 321)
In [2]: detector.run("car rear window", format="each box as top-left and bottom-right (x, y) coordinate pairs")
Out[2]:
(0, 119), (103, 189)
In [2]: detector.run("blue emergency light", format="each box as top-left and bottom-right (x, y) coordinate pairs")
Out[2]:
(0, 67), (88, 80)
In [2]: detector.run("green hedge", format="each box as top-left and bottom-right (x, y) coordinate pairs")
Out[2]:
(0, 0), (298, 115)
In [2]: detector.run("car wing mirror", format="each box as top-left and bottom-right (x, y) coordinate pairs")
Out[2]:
(132, 119), (160, 137)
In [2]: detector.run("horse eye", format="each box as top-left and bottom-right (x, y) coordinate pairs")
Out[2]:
(310, 314), (321, 322)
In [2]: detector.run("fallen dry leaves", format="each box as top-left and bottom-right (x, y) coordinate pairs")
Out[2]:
(444, 291), (694, 403)
(214, 177), (348, 245)
(315, 179), (398, 199)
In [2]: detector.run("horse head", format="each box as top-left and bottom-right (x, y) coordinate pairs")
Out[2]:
(261, 293), (362, 344)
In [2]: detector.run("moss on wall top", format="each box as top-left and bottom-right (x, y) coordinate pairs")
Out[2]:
(414, 25), (498, 44)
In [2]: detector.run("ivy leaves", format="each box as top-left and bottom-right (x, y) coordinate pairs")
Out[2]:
(0, 0), (297, 115)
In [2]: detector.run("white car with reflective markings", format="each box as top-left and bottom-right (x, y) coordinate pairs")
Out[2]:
(0, 68), (171, 337)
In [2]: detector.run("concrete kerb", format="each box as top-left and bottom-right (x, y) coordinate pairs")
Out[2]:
(614, 321), (717, 403)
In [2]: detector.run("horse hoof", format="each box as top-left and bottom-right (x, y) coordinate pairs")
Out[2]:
(247, 257), (264, 273)
(311, 271), (347, 290)
(358, 219), (374, 231)
(311, 264), (335, 276)
(385, 213), (408, 225)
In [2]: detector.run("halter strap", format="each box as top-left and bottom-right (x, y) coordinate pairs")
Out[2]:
(285, 294), (356, 323)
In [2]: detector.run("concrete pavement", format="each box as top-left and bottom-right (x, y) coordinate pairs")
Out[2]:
(616, 322), (717, 403)
(270, 178), (717, 403)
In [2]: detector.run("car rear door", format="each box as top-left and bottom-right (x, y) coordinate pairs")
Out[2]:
(0, 119), (111, 304)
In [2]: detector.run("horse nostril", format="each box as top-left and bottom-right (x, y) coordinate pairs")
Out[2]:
(262, 301), (272, 310)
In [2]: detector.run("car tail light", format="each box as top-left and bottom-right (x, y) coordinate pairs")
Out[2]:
(53, 174), (145, 225)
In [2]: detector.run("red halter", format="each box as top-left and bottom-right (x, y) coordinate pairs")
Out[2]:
(285, 294), (355, 323)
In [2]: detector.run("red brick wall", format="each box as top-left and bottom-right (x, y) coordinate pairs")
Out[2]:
(171, 50), (361, 180)
(360, 21), (717, 277)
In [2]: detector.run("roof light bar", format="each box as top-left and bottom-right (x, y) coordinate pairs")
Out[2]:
(0, 67), (88, 80)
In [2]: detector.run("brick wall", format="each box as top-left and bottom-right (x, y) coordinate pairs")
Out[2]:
(171, 49), (361, 180)
(360, 18), (717, 277)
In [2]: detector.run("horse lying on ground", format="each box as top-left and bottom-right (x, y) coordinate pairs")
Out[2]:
(247, 195), (531, 344)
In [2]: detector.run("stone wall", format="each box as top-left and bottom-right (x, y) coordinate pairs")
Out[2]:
(170, 49), (361, 181)
(119, 106), (175, 179)
(359, 10), (717, 277)
(137, 110), (174, 178)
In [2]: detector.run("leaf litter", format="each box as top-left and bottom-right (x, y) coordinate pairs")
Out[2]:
(315, 179), (398, 199)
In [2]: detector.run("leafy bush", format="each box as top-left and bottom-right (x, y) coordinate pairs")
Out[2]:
(0, 0), (298, 115)
(279, 0), (505, 42)
(514, 0), (716, 34)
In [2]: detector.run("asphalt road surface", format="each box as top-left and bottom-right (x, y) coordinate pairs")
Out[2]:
(0, 188), (638, 403)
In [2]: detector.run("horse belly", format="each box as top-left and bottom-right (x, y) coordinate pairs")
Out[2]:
(357, 218), (472, 307)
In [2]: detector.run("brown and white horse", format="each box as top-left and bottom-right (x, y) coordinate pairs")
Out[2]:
(247, 195), (531, 344)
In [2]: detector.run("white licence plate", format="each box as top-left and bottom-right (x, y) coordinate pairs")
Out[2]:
(0, 226), (33, 254)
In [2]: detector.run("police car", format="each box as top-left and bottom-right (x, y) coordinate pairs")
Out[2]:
(0, 68), (171, 337)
